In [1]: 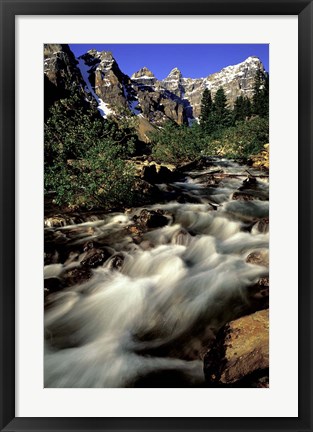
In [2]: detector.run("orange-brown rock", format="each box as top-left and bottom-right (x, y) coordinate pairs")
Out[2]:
(204, 309), (269, 385)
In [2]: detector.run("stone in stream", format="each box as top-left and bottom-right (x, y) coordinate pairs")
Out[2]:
(80, 247), (111, 268)
(104, 253), (125, 270)
(134, 209), (169, 229)
(63, 267), (92, 287)
(251, 217), (269, 234)
(204, 309), (269, 386)
(240, 175), (258, 189)
(232, 191), (255, 201)
(142, 163), (175, 184)
(233, 188), (268, 202)
(246, 250), (269, 267)
(246, 250), (269, 309)
(44, 249), (60, 265)
(132, 179), (162, 205)
(44, 215), (82, 227)
(44, 277), (63, 293)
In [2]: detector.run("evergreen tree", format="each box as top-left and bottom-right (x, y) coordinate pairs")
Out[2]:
(234, 96), (252, 122)
(200, 88), (215, 132)
(260, 73), (269, 118)
(252, 69), (269, 118)
(233, 96), (245, 122)
(214, 87), (231, 128)
(243, 96), (252, 119)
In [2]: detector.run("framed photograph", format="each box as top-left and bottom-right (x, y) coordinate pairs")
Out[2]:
(1, 1), (312, 431)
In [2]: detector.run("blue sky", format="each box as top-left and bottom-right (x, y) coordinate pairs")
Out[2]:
(69, 44), (269, 80)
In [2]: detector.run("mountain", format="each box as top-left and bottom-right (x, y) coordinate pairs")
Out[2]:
(44, 44), (97, 119)
(44, 44), (267, 133)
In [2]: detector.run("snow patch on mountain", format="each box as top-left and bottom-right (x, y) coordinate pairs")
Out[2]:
(77, 58), (113, 119)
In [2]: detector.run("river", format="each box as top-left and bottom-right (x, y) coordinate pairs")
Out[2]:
(44, 157), (269, 388)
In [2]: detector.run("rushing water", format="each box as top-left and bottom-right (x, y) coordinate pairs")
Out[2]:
(44, 158), (269, 388)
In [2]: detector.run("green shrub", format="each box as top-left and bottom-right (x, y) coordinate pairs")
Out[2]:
(44, 93), (136, 209)
(211, 117), (269, 159)
(149, 117), (269, 164)
(150, 122), (210, 163)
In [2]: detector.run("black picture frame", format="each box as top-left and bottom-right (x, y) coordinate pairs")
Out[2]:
(1, 1), (312, 431)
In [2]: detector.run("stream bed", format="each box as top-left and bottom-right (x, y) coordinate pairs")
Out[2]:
(44, 157), (269, 388)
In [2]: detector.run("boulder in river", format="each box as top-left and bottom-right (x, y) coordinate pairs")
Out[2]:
(80, 247), (111, 268)
(134, 209), (169, 229)
(204, 309), (269, 386)
(142, 163), (176, 184)
(131, 179), (162, 205)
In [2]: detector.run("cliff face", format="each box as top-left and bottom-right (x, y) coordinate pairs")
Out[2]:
(44, 44), (267, 126)
(180, 56), (265, 118)
(44, 44), (92, 118)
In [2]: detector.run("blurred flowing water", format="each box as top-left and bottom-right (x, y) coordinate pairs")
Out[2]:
(44, 158), (269, 388)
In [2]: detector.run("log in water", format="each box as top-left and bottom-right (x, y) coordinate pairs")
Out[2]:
(44, 158), (269, 388)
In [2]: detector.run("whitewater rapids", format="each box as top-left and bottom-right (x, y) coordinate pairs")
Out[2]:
(44, 158), (269, 388)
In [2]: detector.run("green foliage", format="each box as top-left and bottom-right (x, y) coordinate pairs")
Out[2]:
(200, 89), (215, 133)
(252, 69), (269, 118)
(150, 122), (210, 163)
(150, 75), (269, 165)
(200, 87), (232, 133)
(44, 92), (137, 209)
(233, 96), (252, 122)
(149, 117), (268, 164)
(214, 88), (232, 128)
(211, 117), (269, 159)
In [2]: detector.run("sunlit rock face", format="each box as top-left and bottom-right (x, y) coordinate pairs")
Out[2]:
(180, 56), (265, 118)
(44, 44), (267, 125)
(78, 50), (133, 114)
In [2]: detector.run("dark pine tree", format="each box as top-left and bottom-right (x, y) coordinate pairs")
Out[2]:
(233, 96), (245, 122)
(234, 96), (252, 122)
(214, 87), (231, 128)
(252, 68), (269, 118)
(260, 73), (269, 118)
(200, 88), (214, 132)
(243, 96), (252, 119)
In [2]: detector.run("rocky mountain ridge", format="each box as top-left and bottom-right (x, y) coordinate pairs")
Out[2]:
(44, 44), (267, 129)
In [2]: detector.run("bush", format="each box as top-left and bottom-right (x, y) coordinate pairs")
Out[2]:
(206, 117), (269, 159)
(149, 117), (268, 164)
(44, 93), (136, 209)
(150, 122), (210, 163)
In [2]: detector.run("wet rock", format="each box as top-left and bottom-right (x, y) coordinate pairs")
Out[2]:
(232, 191), (255, 201)
(142, 163), (175, 184)
(178, 156), (211, 173)
(135, 209), (169, 229)
(82, 240), (95, 252)
(44, 250), (59, 265)
(44, 277), (63, 293)
(239, 176), (257, 190)
(233, 188), (268, 201)
(246, 250), (269, 267)
(127, 226), (141, 235)
(204, 309), (269, 386)
(80, 248), (111, 268)
(44, 216), (72, 228)
(252, 217), (269, 234)
(132, 179), (162, 205)
(177, 193), (203, 204)
(63, 267), (92, 287)
(105, 253), (125, 270)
